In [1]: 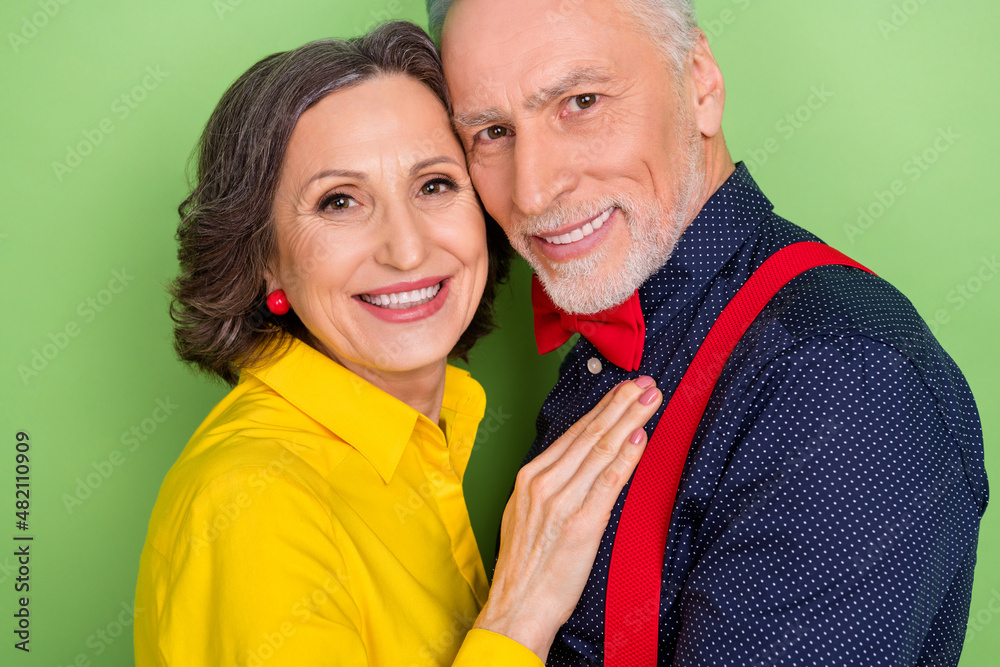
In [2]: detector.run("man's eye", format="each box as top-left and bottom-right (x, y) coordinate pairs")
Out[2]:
(475, 125), (510, 142)
(321, 194), (357, 211)
(567, 94), (598, 112)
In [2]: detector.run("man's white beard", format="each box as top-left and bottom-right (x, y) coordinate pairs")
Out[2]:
(515, 126), (706, 315)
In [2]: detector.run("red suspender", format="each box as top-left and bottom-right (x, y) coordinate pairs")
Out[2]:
(604, 242), (875, 666)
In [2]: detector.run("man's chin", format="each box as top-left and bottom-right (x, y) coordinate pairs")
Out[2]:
(533, 263), (639, 315)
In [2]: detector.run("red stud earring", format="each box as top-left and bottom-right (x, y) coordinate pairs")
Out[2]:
(266, 289), (290, 315)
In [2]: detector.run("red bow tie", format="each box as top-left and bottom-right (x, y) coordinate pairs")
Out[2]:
(531, 274), (646, 371)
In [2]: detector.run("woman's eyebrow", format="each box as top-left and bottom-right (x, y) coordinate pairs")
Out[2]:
(298, 159), (460, 196)
(409, 156), (462, 175)
(305, 169), (368, 192)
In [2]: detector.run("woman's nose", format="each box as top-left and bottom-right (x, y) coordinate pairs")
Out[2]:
(372, 205), (429, 271)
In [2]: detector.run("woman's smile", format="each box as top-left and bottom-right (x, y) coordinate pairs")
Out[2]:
(356, 276), (451, 322)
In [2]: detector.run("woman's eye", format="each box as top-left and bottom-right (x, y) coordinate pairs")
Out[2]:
(567, 93), (598, 112)
(321, 194), (357, 211)
(420, 178), (457, 196)
(475, 125), (510, 142)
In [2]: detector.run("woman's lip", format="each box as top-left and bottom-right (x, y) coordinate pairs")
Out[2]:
(533, 207), (613, 240)
(355, 278), (451, 323)
(357, 275), (450, 297)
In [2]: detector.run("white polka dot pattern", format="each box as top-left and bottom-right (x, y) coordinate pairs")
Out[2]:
(521, 164), (988, 666)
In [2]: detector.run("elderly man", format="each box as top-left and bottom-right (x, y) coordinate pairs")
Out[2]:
(428, 0), (987, 665)
(428, 0), (988, 665)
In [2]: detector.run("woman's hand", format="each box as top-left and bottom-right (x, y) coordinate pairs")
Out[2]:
(474, 376), (663, 661)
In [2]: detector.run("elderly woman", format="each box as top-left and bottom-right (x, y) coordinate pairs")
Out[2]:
(134, 21), (662, 667)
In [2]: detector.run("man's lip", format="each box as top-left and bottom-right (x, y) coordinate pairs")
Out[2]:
(357, 275), (449, 297)
(531, 208), (617, 262)
(532, 207), (614, 240)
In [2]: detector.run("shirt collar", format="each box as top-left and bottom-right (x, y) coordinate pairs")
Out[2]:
(638, 162), (774, 330)
(243, 336), (484, 484)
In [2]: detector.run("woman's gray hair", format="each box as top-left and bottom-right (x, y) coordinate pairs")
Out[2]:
(426, 0), (699, 73)
(171, 20), (511, 385)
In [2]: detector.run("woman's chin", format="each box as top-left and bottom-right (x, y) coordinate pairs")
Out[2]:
(320, 324), (464, 378)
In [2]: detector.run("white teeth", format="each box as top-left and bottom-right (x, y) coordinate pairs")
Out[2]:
(542, 208), (613, 245)
(593, 208), (610, 229)
(360, 281), (443, 309)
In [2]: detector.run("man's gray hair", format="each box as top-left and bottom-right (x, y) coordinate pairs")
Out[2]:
(425, 0), (699, 73)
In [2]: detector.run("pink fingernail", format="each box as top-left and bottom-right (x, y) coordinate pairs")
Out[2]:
(639, 387), (659, 405)
(629, 428), (646, 445)
(635, 375), (655, 389)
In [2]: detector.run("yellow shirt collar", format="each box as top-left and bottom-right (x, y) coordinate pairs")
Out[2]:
(243, 337), (485, 483)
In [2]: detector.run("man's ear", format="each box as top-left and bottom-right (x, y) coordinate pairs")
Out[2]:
(688, 31), (726, 139)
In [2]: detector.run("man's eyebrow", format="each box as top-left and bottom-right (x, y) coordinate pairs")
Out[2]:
(453, 108), (510, 129)
(452, 66), (614, 129)
(524, 66), (613, 111)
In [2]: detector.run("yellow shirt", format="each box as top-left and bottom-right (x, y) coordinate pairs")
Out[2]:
(134, 337), (542, 667)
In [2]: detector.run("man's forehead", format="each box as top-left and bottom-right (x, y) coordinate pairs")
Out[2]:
(442, 0), (617, 53)
(441, 0), (630, 115)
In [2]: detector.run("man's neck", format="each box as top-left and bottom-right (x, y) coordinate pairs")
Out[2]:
(683, 138), (737, 236)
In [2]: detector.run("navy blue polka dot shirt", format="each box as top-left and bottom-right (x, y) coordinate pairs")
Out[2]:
(524, 163), (988, 666)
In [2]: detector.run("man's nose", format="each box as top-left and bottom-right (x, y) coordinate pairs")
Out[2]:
(511, 125), (580, 218)
(373, 204), (429, 271)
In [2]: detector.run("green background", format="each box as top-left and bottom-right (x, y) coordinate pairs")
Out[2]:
(0, 0), (996, 664)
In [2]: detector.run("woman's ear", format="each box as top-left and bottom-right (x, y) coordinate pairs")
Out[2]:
(263, 258), (281, 294)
